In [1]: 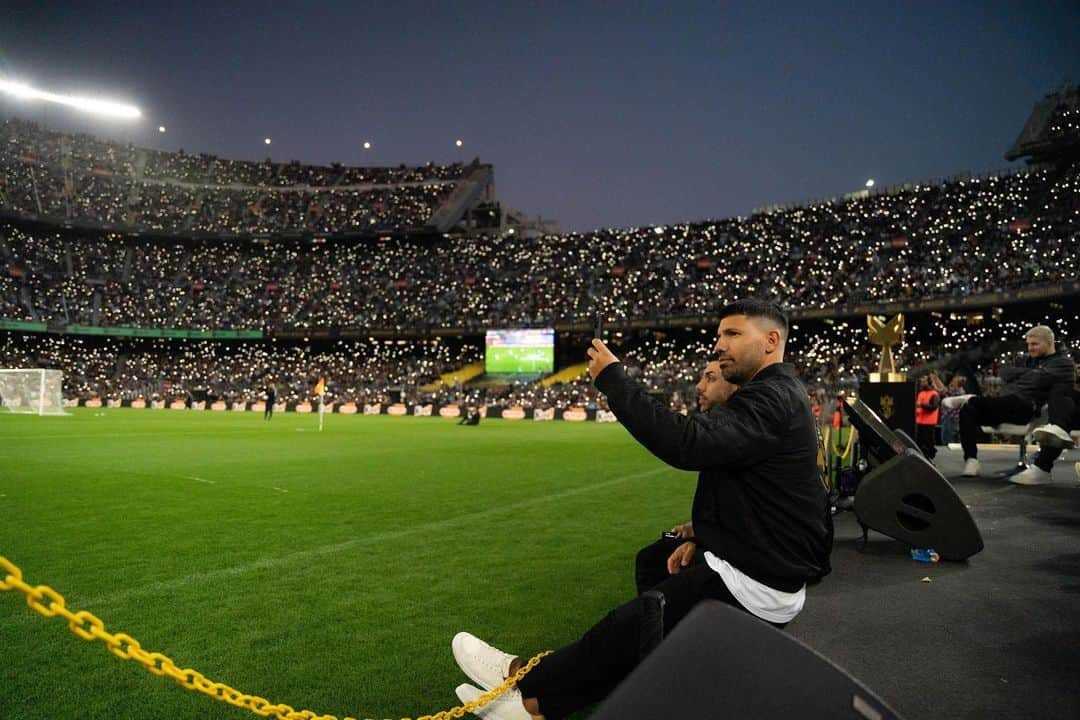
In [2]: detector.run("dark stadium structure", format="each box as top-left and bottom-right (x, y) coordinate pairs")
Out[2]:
(1006, 83), (1080, 166)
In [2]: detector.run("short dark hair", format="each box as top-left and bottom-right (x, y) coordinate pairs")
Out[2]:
(717, 298), (789, 339)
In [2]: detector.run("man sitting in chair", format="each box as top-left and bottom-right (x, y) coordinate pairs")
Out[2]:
(943, 325), (1075, 478)
(1017, 379), (1080, 485)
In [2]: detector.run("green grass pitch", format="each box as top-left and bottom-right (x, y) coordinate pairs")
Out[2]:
(0, 408), (694, 719)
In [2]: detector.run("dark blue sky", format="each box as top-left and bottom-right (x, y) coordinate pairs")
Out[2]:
(2, 1), (1077, 231)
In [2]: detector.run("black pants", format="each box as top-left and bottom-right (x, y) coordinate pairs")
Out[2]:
(959, 394), (1037, 460)
(518, 543), (787, 720)
(634, 536), (684, 596)
(1034, 388), (1080, 472)
(916, 423), (937, 459)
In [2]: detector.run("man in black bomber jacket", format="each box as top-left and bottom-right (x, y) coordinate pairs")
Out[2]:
(448, 299), (833, 720)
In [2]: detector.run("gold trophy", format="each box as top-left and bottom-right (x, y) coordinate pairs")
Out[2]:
(867, 314), (906, 382)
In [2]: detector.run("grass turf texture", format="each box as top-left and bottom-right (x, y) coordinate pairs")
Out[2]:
(0, 408), (693, 720)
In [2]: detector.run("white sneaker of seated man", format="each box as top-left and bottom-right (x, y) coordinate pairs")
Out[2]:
(453, 632), (518, 691)
(962, 458), (981, 477)
(452, 633), (532, 720)
(1032, 423), (1074, 449)
(941, 394), (975, 410)
(456, 683), (532, 720)
(1009, 465), (1053, 485)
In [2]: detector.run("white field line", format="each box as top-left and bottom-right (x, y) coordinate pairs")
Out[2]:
(271, 487), (288, 493)
(9, 466), (672, 618)
(185, 476), (215, 484)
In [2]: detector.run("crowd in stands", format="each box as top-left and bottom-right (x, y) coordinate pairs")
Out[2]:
(0, 334), (483, 407)
(0, 118), (467, 234)
(1, 160), (1077, 332)
(2, 310), (1073, 415)
(2, 117), (1077, 414)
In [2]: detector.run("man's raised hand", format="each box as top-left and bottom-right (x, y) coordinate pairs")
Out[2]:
(587, 338), (620, 380)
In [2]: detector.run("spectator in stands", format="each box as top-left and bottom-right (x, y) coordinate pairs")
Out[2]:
(947, 326), (1076, 477)
(931, 371), (966, 445)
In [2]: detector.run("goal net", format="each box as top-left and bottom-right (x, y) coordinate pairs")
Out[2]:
(0, 369), (68, 415)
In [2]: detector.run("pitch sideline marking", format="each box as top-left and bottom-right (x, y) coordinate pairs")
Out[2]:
(12, 466), (674, 616)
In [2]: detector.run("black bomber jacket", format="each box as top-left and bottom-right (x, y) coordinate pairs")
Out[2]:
(595, 361), (832, 592)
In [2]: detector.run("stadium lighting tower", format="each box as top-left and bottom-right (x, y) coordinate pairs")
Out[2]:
(0, 77), (141, 120)
(363, 141), (372, 150)
(264, 137), (272, 145)
(158, 125), (166, 133)
(455, 139), (463, 147)
(865, 178), (875, 188)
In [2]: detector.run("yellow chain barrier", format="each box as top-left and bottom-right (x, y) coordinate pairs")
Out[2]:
(0, 555), (551, 720)
(830, 425), (857, 462)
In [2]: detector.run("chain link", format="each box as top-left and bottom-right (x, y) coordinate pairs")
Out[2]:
(1, 554), (551, 720)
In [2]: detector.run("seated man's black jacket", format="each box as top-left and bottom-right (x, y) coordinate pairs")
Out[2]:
(596, 361), (832, 592)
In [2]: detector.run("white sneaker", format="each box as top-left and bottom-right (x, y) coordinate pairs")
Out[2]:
(453, 632), (517, 691)
(455, 683), (531, 720)
(942, 394), (975, 410)
(962, 458), (981, 477)
(1032, 424), (1074, 449)
(1009, 465), (1053, 485)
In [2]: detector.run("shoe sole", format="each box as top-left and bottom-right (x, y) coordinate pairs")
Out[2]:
(1008, 477), (1052, 486)
(1032, 431), (1074, 449)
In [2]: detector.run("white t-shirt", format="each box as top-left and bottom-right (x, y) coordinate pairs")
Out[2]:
(704, 550), (805, 624)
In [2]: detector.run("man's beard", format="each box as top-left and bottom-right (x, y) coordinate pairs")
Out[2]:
(721, 365), (750, 385)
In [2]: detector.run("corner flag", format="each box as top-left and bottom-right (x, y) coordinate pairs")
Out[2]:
(314, 377), (325, 396)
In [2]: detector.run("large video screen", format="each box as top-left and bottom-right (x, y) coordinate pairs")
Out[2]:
(485, 328), (555, 375)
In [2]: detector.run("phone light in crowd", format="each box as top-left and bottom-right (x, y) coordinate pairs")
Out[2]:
(264, 137), (272, 145)
(865, 178), (875, 188)
(0, 76), (141, 120)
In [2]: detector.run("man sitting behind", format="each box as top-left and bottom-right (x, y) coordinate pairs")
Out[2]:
(946, 325), (1075, 477)
(634, 359), (737, 595)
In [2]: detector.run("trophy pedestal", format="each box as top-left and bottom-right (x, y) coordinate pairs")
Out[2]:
(858, 381), (916, 440)
(869, 372), (907, 383)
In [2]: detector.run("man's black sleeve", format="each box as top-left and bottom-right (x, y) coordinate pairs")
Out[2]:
(594, 362), (786, 471)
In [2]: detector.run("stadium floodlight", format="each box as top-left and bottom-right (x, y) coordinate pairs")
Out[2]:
(363, 141), (372, 150)
(865, 178), (875, 188)
(0, 77), (141, 120)
(455, 139), (463, 147)
(158, 125), (166, 133)
(264, 137), (272, 145)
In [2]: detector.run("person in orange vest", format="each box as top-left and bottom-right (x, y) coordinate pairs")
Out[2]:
(915, 374), (941, 460)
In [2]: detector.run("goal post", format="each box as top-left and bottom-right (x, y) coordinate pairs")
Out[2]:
(0, 369), (69, 416)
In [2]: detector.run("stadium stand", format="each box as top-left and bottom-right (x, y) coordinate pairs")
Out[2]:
(1, 164), (1077, 332)
(1, 115), (1077, 411)
(0, 117), (486, 235)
